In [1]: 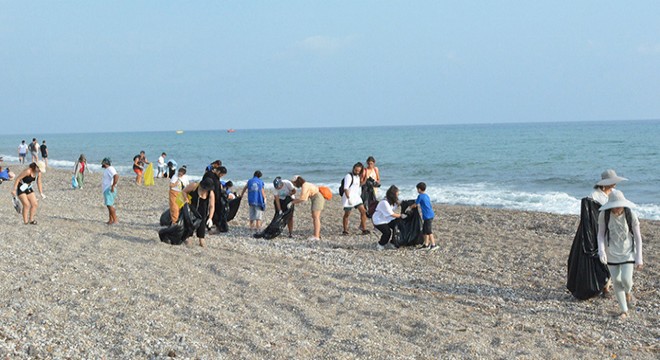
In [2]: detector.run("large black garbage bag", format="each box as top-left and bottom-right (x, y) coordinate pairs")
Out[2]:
(361, 178), (379, 218)
(254, 204), (295, 240)
(394, 200), (423, 247)
(159, 203), (202, 245)
(227, 196), (242, 222)
(160, 209), (172, 226)
(566, 197), (610, 300)
(214, 190), (230, 233)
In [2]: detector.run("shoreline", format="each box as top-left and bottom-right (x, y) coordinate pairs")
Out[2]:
(0, 167), (658, 358)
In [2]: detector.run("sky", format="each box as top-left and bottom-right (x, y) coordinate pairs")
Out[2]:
(1, 1), (659, 134)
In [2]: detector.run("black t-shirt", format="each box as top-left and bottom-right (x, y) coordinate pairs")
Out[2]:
(40, 144), (47, 157)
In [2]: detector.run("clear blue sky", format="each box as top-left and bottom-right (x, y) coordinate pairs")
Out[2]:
(1, 1), (659, 134)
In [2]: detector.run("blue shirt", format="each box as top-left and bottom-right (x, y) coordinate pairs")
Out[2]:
(247, 177), (265, 207)
(415, 193), (435, 220)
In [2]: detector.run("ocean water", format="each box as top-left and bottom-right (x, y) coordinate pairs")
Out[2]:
(2, 121), (659, 219)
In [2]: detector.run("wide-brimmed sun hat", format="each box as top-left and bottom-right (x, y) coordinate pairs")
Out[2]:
(595, 169), (627, 187)
(36, 161), (46, 173)
(599, 191), (636, 211)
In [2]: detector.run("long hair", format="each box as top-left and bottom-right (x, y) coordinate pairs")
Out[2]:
(385, 185), (399, 206)
(292, 176), (306, 188)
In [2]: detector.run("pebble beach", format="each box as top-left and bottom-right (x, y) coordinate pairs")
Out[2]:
(0, 167), (658, 359)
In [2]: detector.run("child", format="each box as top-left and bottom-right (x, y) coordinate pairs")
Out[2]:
(411, 182), (437, 250)
(597, 191), (644, 320)
(240, 171), (266, 230)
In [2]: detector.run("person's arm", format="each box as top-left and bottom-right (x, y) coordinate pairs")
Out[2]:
(261, 188), (267, 205)
(274, 196), (282, 212)
(597, 213), (607, 265)
(632, 214), (643, 269)
(207, 191), (215, 222)
(291, 185), (308, 204)
(111, 174), (119, 192)
(239, 185), (248, 198)
(360, 169), (367, 185)
(343, 174), (352, 199)
(37, 173), (45, 198)
(374, 167), (381, 183)
(74, 161), (79, 174)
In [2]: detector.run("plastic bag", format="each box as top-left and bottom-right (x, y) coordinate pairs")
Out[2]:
(72, 175), (79, 189)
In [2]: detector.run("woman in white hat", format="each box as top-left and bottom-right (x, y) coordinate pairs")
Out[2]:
(11, 161), (47, 225)
(597, 191), (643, 319)
(590, 169), (627, 205)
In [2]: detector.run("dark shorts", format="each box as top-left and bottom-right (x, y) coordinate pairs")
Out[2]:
(344, 204), (364, 211)
(422, 218), (434, 235)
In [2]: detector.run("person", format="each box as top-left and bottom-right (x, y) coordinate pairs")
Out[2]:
(225, 180), (236, 200)
(291, 175), (325, 241)
(178, 165), (190, 187)
(273, 176), (297, 237)
(157, 152), (167, 178)
(133, 150), (148, 184)
(372, 185), (404, 250)
(0, 166), (16, 183)
(360, 156), (381, 186)
(342, 162), (369, 235)
(17, 140), (28, 164)
(240, 170), (267, 231)
(597, 191), (643, 320)
(12, 161), (46, 225)
(40, 140), (48, 168)
(590, 169), (627, 205)
(28, 138), (39, 163)
(182, 177), (216, 247)
(101, 158), (119, 225)
(73, 154), (87, 189)
(206, 160), (222, 173)
(167, 160), (178, 179)
(169, 166), (187, 224)
(410, 182), (437, 250)
(589, 169), (627, 294)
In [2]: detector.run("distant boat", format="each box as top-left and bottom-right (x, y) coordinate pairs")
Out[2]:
(227, 129), (236, 133)
(176, 130), (184, 134)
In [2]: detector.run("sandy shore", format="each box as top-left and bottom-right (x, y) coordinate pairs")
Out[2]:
(0, 167), (658, 359)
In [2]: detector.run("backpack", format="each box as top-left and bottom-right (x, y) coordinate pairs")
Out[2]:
(338, 173), (353, 196)
(604, 208), (634, 247)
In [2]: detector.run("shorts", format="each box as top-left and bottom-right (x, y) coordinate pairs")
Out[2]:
(344, 203), (364, 212)
(422, 218), (434, 235)
(133, 168), (143, 176)
(30, 151), (38, 158)
(19, 153), (26, 159)
(104, 188), (117, 206)
(249, 205), (264, 221)
(310, 193), (325, 212)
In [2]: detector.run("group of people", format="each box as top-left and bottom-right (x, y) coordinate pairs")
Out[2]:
(17, 138), (48, 166)
(577, 169), (645, 320)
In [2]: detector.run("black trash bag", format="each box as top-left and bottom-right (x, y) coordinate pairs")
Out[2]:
(227, 196), (242, 222)
(160, 209), (172, 226)
(159, 203), (202, 245)
(254, 201), (295, 240)
(214, 189), (230, 233)
(394, 200), (424, 247)
(566, 197), (610, 300)
(361, 178), (379, 219)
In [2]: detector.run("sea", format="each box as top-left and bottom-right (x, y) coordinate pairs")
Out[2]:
(2, 121), (659, 220)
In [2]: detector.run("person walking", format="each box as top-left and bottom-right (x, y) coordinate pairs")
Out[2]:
(12, 161), (46, 225)
(597, 191), (644, 320)
(17, 140), (28, 164)
(240, 170), (267, 231)
(73, 154), (87, 189)
(40, 140), (49, 168)
(101, 158), (119, 225)
(341, 162), (369, 235)
(28, 138), (39, 163)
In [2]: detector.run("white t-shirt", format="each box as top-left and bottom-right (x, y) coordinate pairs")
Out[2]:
(180, 174), (190, 188)
(272, 179), (296, 200)
(18, 144), (28, 154)
(170, 174), (182, 192)
(341, 173), (362, 207)
(102, 166), (118, 192)
(158, 155), (166, 167)
(372, 199), (397, 225)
